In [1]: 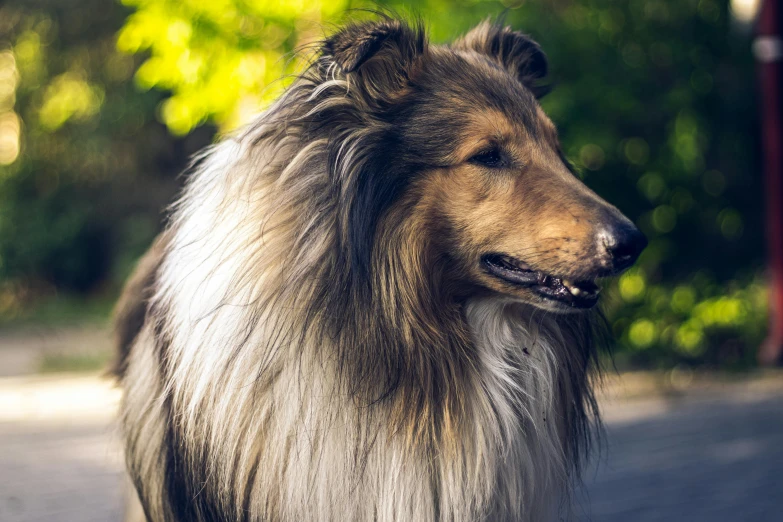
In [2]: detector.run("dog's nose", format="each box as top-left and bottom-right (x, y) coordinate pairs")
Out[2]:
(599, 220), (647, 273)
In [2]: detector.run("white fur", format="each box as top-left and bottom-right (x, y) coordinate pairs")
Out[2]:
(118, 133), (587, 521)
(118, 37), (601, 517)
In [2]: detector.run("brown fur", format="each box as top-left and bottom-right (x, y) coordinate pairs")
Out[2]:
(114, 18), (644, 522)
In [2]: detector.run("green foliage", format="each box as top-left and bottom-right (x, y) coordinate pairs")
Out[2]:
(0, 0), (768, 367)
(116, 0), (351, 134)
(0, 0), (211, 314)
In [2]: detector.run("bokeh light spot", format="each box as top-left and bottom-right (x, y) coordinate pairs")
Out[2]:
(579, 143), (605, 171)
(637, 172), (667, 202)
(624, 137), (649, 165)
(675, 321), (706, 356)
(652, 205), (677, 233)
(717, 208), (743, 240)
(38, 72), (104, 130)
(619, 269), (647, 302)
(671, 286), (696, 314)
(0, 51), (19, 111)
(629, 319), (657, 349)
(730, 0), (761, 22)
(0, 111), (21, 165)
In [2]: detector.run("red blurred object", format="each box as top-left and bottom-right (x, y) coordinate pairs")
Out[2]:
(756, 0), (783, 365)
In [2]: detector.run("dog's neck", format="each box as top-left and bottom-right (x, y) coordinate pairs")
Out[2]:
(147, 137), (595, 521)
(463, 297), (576, 519)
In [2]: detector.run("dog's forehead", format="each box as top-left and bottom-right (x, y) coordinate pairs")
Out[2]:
(421, 47), (552, 139)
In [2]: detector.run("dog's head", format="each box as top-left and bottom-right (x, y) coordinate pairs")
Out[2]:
(322, 19), (646, 312)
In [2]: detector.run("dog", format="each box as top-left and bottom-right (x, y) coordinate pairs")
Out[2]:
(113, 17), (646, 522)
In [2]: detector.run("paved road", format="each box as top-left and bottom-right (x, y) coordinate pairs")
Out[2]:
(581, 391), (783, 522)
(0, 374), (781, 522)
(0, 376), (123, 522)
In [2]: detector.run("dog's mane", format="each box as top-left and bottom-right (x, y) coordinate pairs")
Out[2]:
(116, 18), (604, 522)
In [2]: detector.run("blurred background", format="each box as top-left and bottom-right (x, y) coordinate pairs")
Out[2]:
(0, 0), (782, 521)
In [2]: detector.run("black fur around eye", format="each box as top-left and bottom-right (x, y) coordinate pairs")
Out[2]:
(469, 147), (505, 168)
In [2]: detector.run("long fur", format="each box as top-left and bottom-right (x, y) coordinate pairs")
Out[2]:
(115, 18), (604, 522)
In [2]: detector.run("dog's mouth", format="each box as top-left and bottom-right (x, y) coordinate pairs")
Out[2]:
(481, 254), (600, 309)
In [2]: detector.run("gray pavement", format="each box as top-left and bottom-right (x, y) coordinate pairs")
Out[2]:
(580, 391), (783, 522)
(0, 375), (124, 522)
(0, 373), (782, 522)
(0, 420), (124, 522)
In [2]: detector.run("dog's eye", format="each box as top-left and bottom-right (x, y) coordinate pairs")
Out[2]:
(469, 147), (505, 168)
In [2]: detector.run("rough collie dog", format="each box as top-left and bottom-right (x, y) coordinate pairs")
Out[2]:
(113, 17), (646, 522)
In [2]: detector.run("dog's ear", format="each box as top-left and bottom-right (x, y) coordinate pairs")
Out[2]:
(323, 19), (426, 95)
(454, 21), (549, 98)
